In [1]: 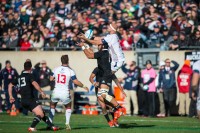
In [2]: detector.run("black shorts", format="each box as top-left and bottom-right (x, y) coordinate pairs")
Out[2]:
(21, 99), (40, 111)
(100, 75), (112, 88)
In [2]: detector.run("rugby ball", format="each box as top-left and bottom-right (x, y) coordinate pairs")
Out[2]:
(84, 29), (93, 39)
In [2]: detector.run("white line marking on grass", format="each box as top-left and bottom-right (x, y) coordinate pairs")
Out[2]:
(120, 119), (199, 124)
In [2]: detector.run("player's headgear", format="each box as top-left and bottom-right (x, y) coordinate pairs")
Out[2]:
(24, 61), (32, 70)
(61, 55), (69, 64)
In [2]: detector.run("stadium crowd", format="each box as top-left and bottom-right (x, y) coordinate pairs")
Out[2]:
(0, 0), (199, 51)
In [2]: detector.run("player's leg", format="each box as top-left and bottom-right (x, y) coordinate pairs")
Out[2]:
(49, 102), (57, 122)
(98, 84), (125, 120)
(64, 102), (72, 130)
(111, 61), (124, 73)
(97, 96), (115, 127)
(49, 90), (59, 122)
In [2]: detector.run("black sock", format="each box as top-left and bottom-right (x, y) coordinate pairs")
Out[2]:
(110, 112), (114, 119)
(104, 113), (111, 122)
(31, 116), (41, 128)
(112, 104), (122, 112)
(42, 116), (54, 127)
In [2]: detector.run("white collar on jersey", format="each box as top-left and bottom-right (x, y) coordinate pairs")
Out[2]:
(102, 49), (108, 51)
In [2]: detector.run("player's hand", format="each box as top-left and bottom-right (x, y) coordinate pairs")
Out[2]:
(77, 42), (85, 47)
(93, 82), (99, 88)
(41, 92), (46, 99)
(84, 87), (89, 92)
(159, 88), (163, 93)
(78, 33), (86, 40)
(10, 97), (15, 103)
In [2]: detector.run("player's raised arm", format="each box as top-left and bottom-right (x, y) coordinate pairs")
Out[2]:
(78, 33), (102, 46)
(79, 42), (95, 59)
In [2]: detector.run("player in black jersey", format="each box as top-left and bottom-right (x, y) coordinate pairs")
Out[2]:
(8, 62), (59, 132)
(79, 42), (126, 126)
(90, 67), (124, 127)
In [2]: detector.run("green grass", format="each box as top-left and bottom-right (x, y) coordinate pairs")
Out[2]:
(0, 113), (200, 133)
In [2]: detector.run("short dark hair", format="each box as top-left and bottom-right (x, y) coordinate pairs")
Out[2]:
(24, 61), (32, 71)
(61, 55), (69, 64)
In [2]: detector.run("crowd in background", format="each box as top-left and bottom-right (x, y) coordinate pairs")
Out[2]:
(121, 59), (197, 117)
(0, 0), (199, 51)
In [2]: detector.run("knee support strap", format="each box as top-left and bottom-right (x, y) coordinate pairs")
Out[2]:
(97, 88), (113, 102)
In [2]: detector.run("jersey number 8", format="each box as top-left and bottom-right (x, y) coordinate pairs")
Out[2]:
(57, 74), (66, 84)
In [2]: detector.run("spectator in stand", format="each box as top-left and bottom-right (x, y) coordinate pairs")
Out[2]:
(158, 59), (179, 116)
(132, 31), (148, 49)
(20, 34), (31, 51)
(148, 24), (164, 48)
(121, 61), (140, 116)
(141, 60), (157, 117)
(44, 34), (58, 50)
(156, 61), (166, 117)
(169, 31), (180, 50)
(177, 60), (193, 116)
(0, 60), (19, 113)
(192, 30), (200, 47)
(58, 31), (71, 50)
(161, 26), (173, 51)
(0, 32), (10, 49)
(179, 31), (191, 50)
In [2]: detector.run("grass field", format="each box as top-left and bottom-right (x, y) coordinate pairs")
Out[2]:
(0, 113), (200, 133)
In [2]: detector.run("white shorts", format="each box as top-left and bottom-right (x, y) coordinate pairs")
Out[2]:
(51, 90), (71, 105)
(111, 61), (124, 72)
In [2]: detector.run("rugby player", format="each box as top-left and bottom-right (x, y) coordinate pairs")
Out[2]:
(79, 42), (126, 122)
(8, 61), (59, 132)
(49, 55), (89, 130)
(78, 21), (125, 73)
(191, 60), (200, 120)
(90, 67), (125, 127)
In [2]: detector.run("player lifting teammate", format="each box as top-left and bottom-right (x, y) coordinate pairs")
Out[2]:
(8, 61), (59, 132)
(89, 67), (125, 127)
(49, 55), (89, 130)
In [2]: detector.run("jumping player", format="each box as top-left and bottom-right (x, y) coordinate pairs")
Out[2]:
(79, 42), (126, 123)
(49, 55), (89, 130)
(8, 61), (59, 132)
(78, 21), (125, 73)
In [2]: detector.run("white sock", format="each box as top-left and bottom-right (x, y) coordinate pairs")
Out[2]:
(49, 108), (55, 122)
(65, 109), (72, 124)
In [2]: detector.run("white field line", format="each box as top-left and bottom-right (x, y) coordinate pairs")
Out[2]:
(0, 119), (199, 124)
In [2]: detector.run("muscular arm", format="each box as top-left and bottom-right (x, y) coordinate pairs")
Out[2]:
(83, 48), (95, 59)
(89, 73), (96, 85)
(72, 79), (84, 87)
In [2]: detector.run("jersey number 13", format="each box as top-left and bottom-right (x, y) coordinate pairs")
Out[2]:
(57, 74), (66, 84)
